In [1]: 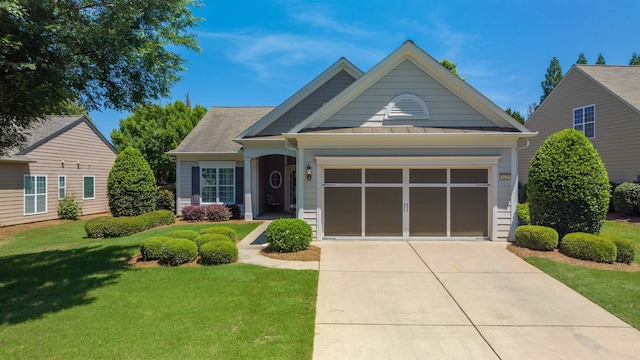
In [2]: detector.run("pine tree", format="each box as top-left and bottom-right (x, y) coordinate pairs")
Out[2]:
(540, 57), (563, 103)
(576, 52), (587, 64)
(630, 52), (640, 65)
(505, 108), (525, 124)
(596, 53), (606, 65)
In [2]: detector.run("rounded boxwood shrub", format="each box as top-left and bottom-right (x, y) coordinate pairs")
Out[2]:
(167, 230), (200, 240)
(199, 227), (237, 242)
(200, 240), (238, 265)
(205, 204), (232, 222)
(560, 233), (617, 263)
(140, 236), (172, 260)
(160, 238), (198, 266)
(606, 235), (636, 264)
(193, 234), (232, 250)
(613, 182), (640, 215)
(528, 129), (610, 238)
(108, 147), (157, 217)
(85, 216), (111, 238)
(517, 203), (530, 226)
(515, 225), (558, 251)
(265, 218), (312, 253)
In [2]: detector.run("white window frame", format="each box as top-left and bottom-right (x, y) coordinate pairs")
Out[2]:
(573, 104), (595, 139)
(83, 175), (95, 200)
(384, 93), (431, 120)
(200, 166), (235, 204)
(24, 174), (47, 215)
(58, 175), (66, 200)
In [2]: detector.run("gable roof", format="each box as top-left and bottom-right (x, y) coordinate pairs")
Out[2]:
(574, 65), (640, 113)
(236, 57), (363, 140)
(169, 106), (275, 154)
(0, 115), (116, 162)
(289, 41), (531, 134)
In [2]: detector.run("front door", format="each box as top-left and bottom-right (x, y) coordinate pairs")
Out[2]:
(322, 168), (490, 239)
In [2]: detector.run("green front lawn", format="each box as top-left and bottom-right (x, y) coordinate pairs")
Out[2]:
(0, 221), (318, 359)
(524, 220), (640, 330)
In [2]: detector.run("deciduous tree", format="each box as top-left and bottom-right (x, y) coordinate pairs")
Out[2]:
(111, 100), (206, 185)
(439, 59), (465, 80)
(0, 1), (201, 154)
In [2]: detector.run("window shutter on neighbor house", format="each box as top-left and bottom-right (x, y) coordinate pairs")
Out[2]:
(235, 167), (244, 204)
(191, 166), (200, 205)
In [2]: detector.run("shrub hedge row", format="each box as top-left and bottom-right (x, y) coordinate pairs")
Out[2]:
(85, 210), (175, 238)
(560, 233), (617, 263)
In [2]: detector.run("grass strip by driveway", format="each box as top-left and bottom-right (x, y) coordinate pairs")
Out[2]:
(0, 220), (318, 359)
(524, 220), (640, 330)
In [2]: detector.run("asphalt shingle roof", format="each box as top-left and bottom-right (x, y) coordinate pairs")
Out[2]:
(170, 107), (275, 153)
(1, 116), (84, 161)
(577, 65), (640, 112)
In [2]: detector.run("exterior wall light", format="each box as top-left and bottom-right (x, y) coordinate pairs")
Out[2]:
(306, 163), (312, 181)
(61, 160), (65, 168)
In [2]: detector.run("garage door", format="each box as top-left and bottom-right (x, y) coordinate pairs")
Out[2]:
(322, 168), (489, 239)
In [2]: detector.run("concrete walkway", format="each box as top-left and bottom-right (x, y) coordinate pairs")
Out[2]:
(313, 241), (640, 360)
(237, 220), (318, 270)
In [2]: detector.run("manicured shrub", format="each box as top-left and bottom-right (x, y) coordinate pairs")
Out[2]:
(205, 204), (232, 222)
(226, 204), (242, 220)
(107, 147), (157, 217)
(85, 216), (111, 238)
(101, 216), (147, 238)
(200, 240), (238, 265)
(518, 183), (528, 204)
(560, 233), (617, 263)
(606, 235), (636, 264)
(181, 205), (206, 221)
(156, 188), (175, 212)
(613, 182), (640, 215)
(167, 230), (200, 240)
(58, 195), (83, 220)
(528, 129), (610, 238)
(199, 227), (237, 242)
(515, 225), (558, 251)
(517, 203), (530, 225)
(139, 210), (175, 229)
(193, 234), (232, 250)
(160, 238), (198, 266)
(265, 218), (312, 253)
(140, 236), (172, 260)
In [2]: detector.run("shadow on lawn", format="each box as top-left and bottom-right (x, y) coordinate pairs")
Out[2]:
(0, 245), (136, 325)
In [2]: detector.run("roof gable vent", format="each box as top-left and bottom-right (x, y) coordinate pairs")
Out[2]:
(384, 94), (430, 120)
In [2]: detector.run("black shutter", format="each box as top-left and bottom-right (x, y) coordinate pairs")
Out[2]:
(191, 166), (200, 205)
(235, 167), (244, 204)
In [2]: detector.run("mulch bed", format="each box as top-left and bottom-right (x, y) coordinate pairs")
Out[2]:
(260, 245), (321, 262)
(127, 253), (203, 268)
(506, 244), (640, 272)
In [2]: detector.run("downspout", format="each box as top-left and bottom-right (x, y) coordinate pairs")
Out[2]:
(516, 139), (530, 151)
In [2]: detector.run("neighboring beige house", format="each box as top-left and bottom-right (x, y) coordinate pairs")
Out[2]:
(519, 65), (640, 184)
(0, 116), (117, 227)
(169, 41), (536, 241)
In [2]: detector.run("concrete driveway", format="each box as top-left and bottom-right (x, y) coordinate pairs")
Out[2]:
(313, 241), (640, 360)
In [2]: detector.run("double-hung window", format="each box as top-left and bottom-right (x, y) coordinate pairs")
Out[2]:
(24, 175), (47, 215)
(201, 167), (235, 204)
(573, 105), (595, 139)
(83, 176), (95, 200)
(58, 175), (66, 200)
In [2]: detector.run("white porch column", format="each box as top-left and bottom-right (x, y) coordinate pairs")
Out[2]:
(297, 148), (305, 219)
(244, 158), (253, 221)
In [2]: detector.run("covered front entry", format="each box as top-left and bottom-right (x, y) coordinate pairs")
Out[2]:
(321, 166), (491, 240)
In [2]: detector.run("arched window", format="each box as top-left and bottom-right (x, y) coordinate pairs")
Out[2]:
(384, 94), (430, 120)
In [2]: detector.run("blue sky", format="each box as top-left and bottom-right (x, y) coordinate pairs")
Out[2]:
(90, 0), (640, 137)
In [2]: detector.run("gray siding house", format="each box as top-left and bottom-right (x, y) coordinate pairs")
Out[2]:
(519, 65), (640, 184)
(169, 42), (535, 241)
(0, 116), (117, 226)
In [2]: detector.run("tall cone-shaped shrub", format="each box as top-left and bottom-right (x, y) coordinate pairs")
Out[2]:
(527, 129), (610, 238)
(108, 147), (157, 216)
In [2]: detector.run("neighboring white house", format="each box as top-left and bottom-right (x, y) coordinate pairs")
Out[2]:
(169, 41), (536, 241)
